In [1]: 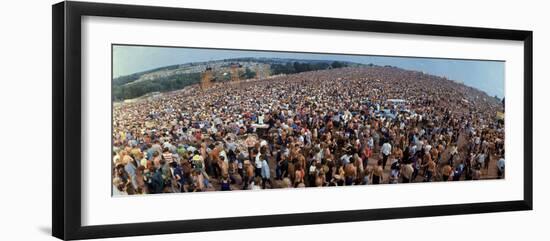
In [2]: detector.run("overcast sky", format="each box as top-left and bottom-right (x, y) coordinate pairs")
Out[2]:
(113, 45), (505, 98)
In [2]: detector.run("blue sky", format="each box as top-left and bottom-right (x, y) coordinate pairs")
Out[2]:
(113, 45), (505, 98)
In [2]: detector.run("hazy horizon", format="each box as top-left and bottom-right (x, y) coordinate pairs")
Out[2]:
(113, 45), (505, 98)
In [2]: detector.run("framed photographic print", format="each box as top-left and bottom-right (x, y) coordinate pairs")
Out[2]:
(52, 1), (533, 240)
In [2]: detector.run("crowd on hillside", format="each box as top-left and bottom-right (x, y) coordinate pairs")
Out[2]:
(112, 66), (505, 195)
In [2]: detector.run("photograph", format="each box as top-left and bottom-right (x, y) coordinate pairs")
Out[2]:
(111, 45), (506, 195)
(0, 0), (542, 240)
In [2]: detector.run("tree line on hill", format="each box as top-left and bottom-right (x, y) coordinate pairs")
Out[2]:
(270, 61), (347, 75)
(112, 73), (200, 101)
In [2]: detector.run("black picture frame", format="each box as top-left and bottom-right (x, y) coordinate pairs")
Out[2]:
(52, 1), (533, 240)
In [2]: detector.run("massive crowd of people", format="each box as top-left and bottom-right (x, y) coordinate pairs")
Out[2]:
(112, 66), (505, 195)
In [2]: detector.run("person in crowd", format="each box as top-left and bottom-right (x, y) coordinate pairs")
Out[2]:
(220, 173), (231, 191)
(441, 164), (453, 182)
(400, 162), (414, 183)
(497, 156), (505, 179)
(372, 160), (384, 184)
(260, 154), (271, 189)
(380, 141), (392, 170)
(423, 155), (436, 182)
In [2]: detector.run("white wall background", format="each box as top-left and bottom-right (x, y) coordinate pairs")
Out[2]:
(0, 0), (546, 240)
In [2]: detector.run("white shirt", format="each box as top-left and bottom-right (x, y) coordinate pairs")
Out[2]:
(477, 153), (486, 165)
(260, 140), (268, 147)
(381, 142), (392, 156)
(340, 154), (351, 165)
(220, 150), (228, 164)
(367, 138), (374, 148)
(255, 155), (262, 168)
(497, 158), (505, 171)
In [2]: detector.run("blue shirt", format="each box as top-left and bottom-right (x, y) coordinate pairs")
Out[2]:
(261, 160), (270, 179)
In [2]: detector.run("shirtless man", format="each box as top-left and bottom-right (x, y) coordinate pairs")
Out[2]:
(372, 160), (384, 184)
(400, 162), (414, 183)
(423, 157), (436, 182)
(332, 165), (345, 186)
(228, 158), (241, 185)
(191, 170), (205, 192)
(315, 171), (326, 187)
(441, 164), (453, 181)
(297, 154), (307, 175)
(209, 144), (222, 178)
(393, 147), (403, 162)
(242, 160), (255, 190)
(344, 162), (357, 186)
(294, 162), (305, 187)
(218, 156), (229, 181)
(362, 166), (373, 184)
(245, 135), (257, 158)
